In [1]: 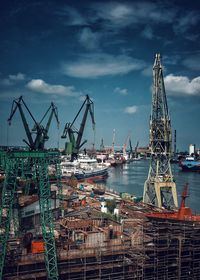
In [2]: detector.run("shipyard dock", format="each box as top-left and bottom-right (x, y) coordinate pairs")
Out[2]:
(1, 170), (200, 280)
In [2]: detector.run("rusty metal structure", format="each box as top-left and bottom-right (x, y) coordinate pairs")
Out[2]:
(143, 53), (178, 209)
(144, 184), (200, 279)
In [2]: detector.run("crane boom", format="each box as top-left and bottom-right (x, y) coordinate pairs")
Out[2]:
(40, 102), (59, 138)
(74, 95), (95, 153)
(62, 95), (95, 161)
(34, 102), (59, 147)
(8, 96), (34, 148)
(8, 96), (59, 150)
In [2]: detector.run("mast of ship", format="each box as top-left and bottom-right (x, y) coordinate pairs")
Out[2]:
(143, 54), (178, 209)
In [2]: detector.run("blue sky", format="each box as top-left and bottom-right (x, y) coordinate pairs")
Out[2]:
(0, 0), (200, 152)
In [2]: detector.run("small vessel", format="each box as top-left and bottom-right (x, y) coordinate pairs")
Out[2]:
(179, 156), (200, 172)
(108, 153), (126, 166)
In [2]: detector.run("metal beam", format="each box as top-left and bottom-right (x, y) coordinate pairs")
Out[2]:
(0, 150), (60, 280)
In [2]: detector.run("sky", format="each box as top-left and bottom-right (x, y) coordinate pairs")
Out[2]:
(0, 0), (200, 152)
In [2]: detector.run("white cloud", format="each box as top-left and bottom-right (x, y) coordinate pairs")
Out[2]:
(164, 74), (200, 96)
(27, 79), (79, 96)
(0, 72), (25, 86)
(124, 105), (138, 114)
(63, 53), (145, 78)
(57, 2), (176, 32)
(9, 73), (25, 81)
(114, 87), (128, 95)
(92, 3), (133, 28)
(92, 2), (175, 29)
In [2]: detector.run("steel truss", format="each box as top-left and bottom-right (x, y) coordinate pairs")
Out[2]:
(0, 151), (60, 280)
(143, 54), (178, 209)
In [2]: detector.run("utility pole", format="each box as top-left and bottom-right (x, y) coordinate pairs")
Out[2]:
(143, 54), (178, 209)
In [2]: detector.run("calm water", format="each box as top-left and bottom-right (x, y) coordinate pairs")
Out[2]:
(105, 159), (200, 214)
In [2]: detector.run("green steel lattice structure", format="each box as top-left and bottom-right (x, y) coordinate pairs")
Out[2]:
(0, 150), (60, 280)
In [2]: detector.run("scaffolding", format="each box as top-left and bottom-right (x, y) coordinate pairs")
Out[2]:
(143, 218), (200, 280)
(3, 242), (144, 280)
(2, 199), (200, 280)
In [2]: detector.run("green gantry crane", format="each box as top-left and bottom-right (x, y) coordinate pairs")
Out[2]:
(8, 96), (59, 151)
(62, 94), (95, 161)
(0, 151), (59, 280)
(0, 96), (60, 280)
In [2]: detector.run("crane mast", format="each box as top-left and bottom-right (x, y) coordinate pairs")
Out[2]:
(143, 54), (178, 209)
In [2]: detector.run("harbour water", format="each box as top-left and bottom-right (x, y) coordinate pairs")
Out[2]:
(106, 159), (200, 213)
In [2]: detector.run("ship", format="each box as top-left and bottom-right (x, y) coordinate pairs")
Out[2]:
(61, 154), (109, 181)
(179, 156), (200, 171)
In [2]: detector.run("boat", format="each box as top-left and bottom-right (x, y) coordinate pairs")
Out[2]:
(179, 156), (200, 172)
(60, 154), (109, 181)
(107, 153), (126, 166)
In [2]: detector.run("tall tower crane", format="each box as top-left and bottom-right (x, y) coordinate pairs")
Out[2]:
(62, 94), (95, 161)
(143, 54), (178, 209)
(8, 96), (59, 150)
